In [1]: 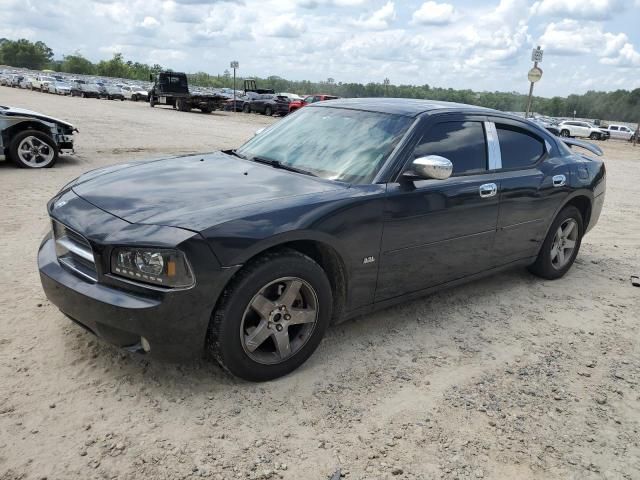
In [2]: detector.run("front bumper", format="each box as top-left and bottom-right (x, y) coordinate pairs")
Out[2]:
(38, 190), (239, 361)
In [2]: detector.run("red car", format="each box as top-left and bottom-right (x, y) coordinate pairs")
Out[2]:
(288, 94), (339, 113)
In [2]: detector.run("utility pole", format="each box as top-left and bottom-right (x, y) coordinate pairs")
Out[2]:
(230, 61), (239, 113)
(525, 46), (543, 118)
(383, 77), (390, 97)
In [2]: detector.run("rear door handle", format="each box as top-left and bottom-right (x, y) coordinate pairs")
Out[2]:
(553, 174), (566, 187)
(479, 183), (497, 198)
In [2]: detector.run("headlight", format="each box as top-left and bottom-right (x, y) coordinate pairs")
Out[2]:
(111, 247), (194, 288)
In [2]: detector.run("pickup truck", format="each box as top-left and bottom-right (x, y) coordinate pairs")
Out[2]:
(602, 124), (636, 141)
(557, 121), (609, 141)
(149, 72), (225, 113)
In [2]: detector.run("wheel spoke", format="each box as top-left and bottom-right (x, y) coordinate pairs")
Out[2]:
(273, 331), (292, 359)
(563, 221), (575, 237)
(244, 320), (272, 352)
(288, 308), (316, 325)
(550, 246), (559, 261)
(279, 279), (302, 307)
(557, 248), (565, 265)
(251, 294), (276, 319)
(556, 227), (563, 242)
(564, 239), (576, 249)
(21, 139), (33, 150)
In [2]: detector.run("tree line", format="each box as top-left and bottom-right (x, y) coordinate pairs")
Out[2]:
(1, 38), (638, 122)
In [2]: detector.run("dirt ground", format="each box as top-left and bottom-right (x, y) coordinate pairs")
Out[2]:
(0, 87), (639, 480)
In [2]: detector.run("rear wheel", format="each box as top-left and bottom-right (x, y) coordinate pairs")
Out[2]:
(207, 249), (332, 381)
(528, 205), (583, 280)
(243, 103), (250, 113)
(8, 130), (58, 169)
(265, 106), (272, 116)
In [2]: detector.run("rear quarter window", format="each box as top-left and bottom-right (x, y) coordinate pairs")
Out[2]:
(496, 124), (545, 169)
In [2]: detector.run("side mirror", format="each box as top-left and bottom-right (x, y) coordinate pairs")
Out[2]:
(254, 128), (265, 136)
(409, 155), (453, 180)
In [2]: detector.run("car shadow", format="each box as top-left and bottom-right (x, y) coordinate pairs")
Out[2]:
(59, 265), (540, 399)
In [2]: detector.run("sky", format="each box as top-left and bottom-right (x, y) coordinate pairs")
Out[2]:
(1, 0), (639, 97)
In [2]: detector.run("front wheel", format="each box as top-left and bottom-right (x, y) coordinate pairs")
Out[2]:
(529, 205), (583, 280)
(207, 249), (332, 381)
(265, 106), (272, 116)
(243, 103), (250, 113)
(589, 132), (600, 140)
(560, 129), (570, 137)
(8, 130), (58, 168)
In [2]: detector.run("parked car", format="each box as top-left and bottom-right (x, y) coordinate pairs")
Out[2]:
(32, 75), (56, 92)
(245, 93), (291, 116)
(288, 94), (339, 113)
(10, 75), (24, 88)
(38, 98), (606, 381)
(603, 124), (635, 141)
(558, 121), (609, 141)
(102, 85), (125, 101)
(1, 105), (76, 168)
(121, 85), (149, 102)
(48, 81), (72, 95)
(70, 80), (101, 98)
(19, 77), (34, 89)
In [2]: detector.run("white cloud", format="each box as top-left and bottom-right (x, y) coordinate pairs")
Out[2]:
(262, 16), (307, 38)
(352, 1), (396, 30)
(540, 19), (640, 66)
(411, 1), (455, 26)
(532, 0), (625, 20)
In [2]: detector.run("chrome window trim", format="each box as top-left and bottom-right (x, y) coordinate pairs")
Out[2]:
(55, 236), (94, 263)
(484, 121), (502, 170)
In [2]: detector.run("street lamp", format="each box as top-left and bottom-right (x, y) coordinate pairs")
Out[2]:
(230, 61), (239, 112)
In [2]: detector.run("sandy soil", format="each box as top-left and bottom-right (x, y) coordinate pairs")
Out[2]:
(0, 86), (639, 480)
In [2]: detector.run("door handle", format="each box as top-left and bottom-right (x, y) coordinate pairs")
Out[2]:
(479, 183), (497, 198)
(552, 174), (566, 187)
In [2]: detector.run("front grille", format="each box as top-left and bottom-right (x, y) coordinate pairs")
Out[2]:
(52, 219), (98, 282)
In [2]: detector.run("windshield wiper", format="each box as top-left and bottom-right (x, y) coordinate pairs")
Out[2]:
(249, 156), (317, 177)
(223, 149), (246, 159)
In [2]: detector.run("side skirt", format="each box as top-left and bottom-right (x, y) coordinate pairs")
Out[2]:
(337, 257), (537, 324)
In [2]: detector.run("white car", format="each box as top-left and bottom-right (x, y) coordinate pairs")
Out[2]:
(604, 124), (635, 141)
(121, 85), (149, 101)
(31, 75), (56, 92)
(557, 121), (609, 141)
(48, 81), (72, 95)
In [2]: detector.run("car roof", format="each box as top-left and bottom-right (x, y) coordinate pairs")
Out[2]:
(309, 97), (501, 118)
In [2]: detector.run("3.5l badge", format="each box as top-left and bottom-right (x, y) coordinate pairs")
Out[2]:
(363, 256), (375, 264)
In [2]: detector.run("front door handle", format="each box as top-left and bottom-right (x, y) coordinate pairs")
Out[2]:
(553, 174), (566, 187)
(479, 183), (497, 198)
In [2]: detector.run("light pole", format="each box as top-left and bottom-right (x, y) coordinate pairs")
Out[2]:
(525, 46), (543, 118)
(383, 77), (390, 97)
(230, 61), (239, 112)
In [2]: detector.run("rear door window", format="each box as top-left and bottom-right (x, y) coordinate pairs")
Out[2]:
(412, 121), (487, 175)
(610, 126), (619, 131)
(496, 124), (545, 169)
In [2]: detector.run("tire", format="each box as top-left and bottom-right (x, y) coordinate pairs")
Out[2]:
(81, 92), (85, 98)
(243, 103), (250, 113)
(528, 205), (583, 280)
(589, 132), (600, 140)
(8, 130), (58, 169)
(207, 249), (333, 381)
(560, 129), (570, 137)
(177, 98), (190, 112)
(132, 94), (138, 102)
(149, 96), (155, 107)
(265, 106), (272, 116)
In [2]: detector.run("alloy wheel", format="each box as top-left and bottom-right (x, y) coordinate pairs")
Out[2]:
(16, 136), (55, 167)
(240, 277), (318, 365)
(550, 218), (578, 269)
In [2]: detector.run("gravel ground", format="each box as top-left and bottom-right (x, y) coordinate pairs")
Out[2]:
(0, 87), (639, 480)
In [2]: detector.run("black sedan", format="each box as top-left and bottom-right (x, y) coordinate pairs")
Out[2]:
(245, 93), (290, 116)
(38, 98), (606, 381)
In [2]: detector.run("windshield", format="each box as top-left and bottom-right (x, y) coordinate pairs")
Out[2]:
(236, 107), (412, 184)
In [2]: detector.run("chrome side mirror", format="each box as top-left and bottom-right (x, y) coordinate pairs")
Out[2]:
(410, 155), (453, 180)
(254, 128), (265, 136)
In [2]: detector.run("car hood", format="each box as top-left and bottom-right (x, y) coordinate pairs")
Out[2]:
(71, 152), (346, 231)
(0, 106), (74, 129)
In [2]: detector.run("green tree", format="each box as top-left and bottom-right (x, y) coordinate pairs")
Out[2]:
(61, 53), (95, 74)
(0, 38), (53, 69)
